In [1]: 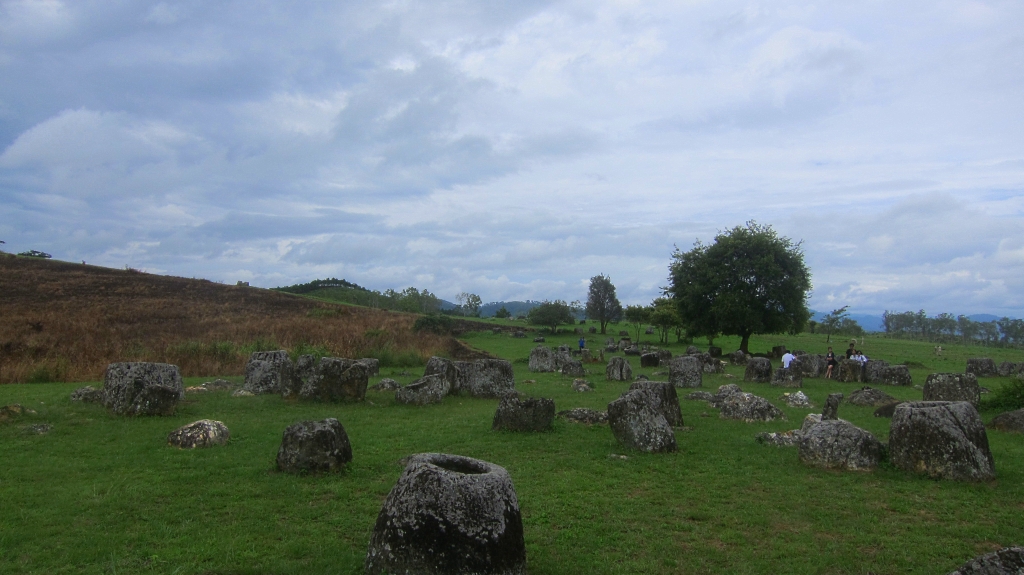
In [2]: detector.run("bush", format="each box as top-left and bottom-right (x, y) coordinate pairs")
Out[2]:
(982, 377), (1024, 411)
(413, 314), (454, 335)
(19, 250), (52, 259)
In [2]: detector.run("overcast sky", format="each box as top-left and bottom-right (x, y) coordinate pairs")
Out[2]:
(2, 1), (1023, 316)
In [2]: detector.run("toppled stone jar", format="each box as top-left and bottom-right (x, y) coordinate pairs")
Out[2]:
(365, 453), (526, 575)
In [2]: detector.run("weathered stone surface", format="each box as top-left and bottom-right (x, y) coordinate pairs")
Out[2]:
(395, 374), (449, 405)
(744, 358), (773, 383)
(456, 359), (516, 398)
(606, 357), (633, 381)
(686, 345), (700, 355)
(231, 389), (254, 397)
(863, 360), (890, 384)
(103, 362), (184, 416)
(668, 355), (703, 388)
(285, 354), (317, 397)
(571, 379), (593, 392)
(629, 381), (683, 427)
(607, 390), (677, 453)
(557, 408), (607, 424)
(728, 350), (748, 365)
(836, 359), (864, 383)
(70, 386), (105, 404)
(685, 391), (715, 402)
(770, 367), (803, 388)
(512, 330), (525, 338)
(923, 373), (981, 407)
(799, 419), (884, 471)
(889, 401), (995, 481)
(966, 358), (998, 377)
(756, 430), (801, 446)
(781, 391), (812, 408)
(989, 409), (1024, 433)
(358, 358), (381, 377)
(0, 403), (36, 422)
(623, 345), (641, 356)
(528, 346), (570, 373)
(167, 419), (230, 449)
(873, 402), (904, 418)
(656, 349), (672, 363)
(847, 386), (897, 407)
(365, 453), (526, 575)
(880, 365), (913, 386)
(201, 378), (235, 391)
(640, 353), (660, 368)
(947, 547), (1024, 575)
(492, 393), (555, 432)
(694, 352), (724, 374)
(184, 386), (208, 394)
(719, 393), (784, 422)
(299, 358), (368, 402)
(790, 354), (825, 378)
(997, 361), (1023, 377)
(710, 384), (744, 408)
(424, 356), (461, 393)
(370, 378), (401, 391)
(708, 346), (722, 358)
(560, 359), (585, 377)
(242, 350), (293, 395)
(801, 413), (823, 434)
(276, 418), (352, 474)
(822, 393), (844, 421)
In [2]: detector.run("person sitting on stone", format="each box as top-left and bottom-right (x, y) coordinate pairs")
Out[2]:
(781, 351), (796, 369)
(845, 342), (855, 359)
(853, 350), (868, 364)
(824, 347), (837, 379)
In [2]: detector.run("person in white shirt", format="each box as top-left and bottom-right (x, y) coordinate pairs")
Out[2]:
(781, 351), (796, 369)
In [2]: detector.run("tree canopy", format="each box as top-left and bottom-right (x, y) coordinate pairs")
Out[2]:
(666, 221), (811, 353)
(585, 274), (623, 334)
(527, 300), (579, 334)
(624, 304), (650, 342)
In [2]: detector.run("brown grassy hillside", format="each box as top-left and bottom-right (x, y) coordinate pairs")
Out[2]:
(0, 255), (465, 384)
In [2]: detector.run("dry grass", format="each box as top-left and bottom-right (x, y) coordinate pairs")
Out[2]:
(0, 255), (458, 383)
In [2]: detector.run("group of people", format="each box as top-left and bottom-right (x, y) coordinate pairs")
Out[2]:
(781, 342), (868, 380)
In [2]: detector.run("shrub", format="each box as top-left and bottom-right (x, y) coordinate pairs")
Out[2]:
(18, 250), (52, 259)
(413, 314), (454, 335)
(290, 342), (331, 362)
(982, 377), (1024, 412)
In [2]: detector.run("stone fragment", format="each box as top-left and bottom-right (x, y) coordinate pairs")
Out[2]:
(989, 409), (1024, 433)
(781, 391), (812, 408)
(686, 345), (700, 355)
(606, 357), (633, 381)
(756, 430), (801, 446)
(557, 408), (607, 424)
(70, 386), (105, 403)
(299, 358), (368, 402)
(710, 384), (744, 408)
(744, 358), (773, 383)
(167, 419), (230, 449)
(629, 381), (683, 427)
(965, 358), (998, 377)
(799, 419), (884, 471)
(640, 353), (660, 368)
(276, 418), (352, 474)
(800, 413), (823, 433)
(201, 378), (235, 391)
(728, 350), (748, 365)
(424, 356), (461, 393)
(880, 365), (913, 386)
(947, 547), (1024, 575)
(560, 359), (586, 378)
(889, 401), (995, 481)
(685, 391), (714, 402)
(533, 337), (545, 343)
(358, 358), (381, 377)
(607, 389), (677, 453)
(103, 362), (184, 416)
(997, 362), (1023, 377)
(770, 367), (803, 388)
(719, 393), (784, 422)
(456, 359), (516, 398)
(395, 374), (450, 405)
(365, 453), (526, 575)
(242, 350), (293, 395)
(231, 389), (254, 397)
(873, 402), (903, 418)
(0, 404), (36, 422)
(571, 379), (593, 392)
(370, 378), (401, 391)
(822, 393), (844, 421)
(668, 355), (703, 388)
(184, 386), (207, 394)
(286, 354), (317, 398)
(847, 386), (897, 407)
(923, 373), (981, 407)
(492, 393), (555, 432)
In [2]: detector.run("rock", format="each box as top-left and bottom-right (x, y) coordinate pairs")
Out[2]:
(571, 379), (593, 392)
(629, 381), (683, 427)
(822, 393), (844, 420)
(70, 386), (105, 403)
(492, 393), (555, 432)
(710, 384), (744, 408)
(589, 326), (597, 334)
(668, 355), (703, 388)
(242, 350), (294, 395)
(24, 423), (52, 435)
(533, 336), (545, 343)
(686, 345), (700, 355)
(862, 360), (890, 384)
(607, 389), (677, 453)
(744, 357), (773, 383)
(781, 391), (812, 408)
(287, 354), (318, 397)
(640, 353), (660, 368)
(167, 419), (230, 449)
(989, 409), (1024, 433)
(771, 345), (787, 359)
(656, 349), (673, 363)
(847, 386), (897, 407)
(560, 359), (585, 378)
(276, 418), (352, 474)
(623, 345), (641, 356)
(770, 367), (802, 388)
(685, 391), (714, 402)
(873, 402), (904, 418)
(557, 408), (607, 424)
(880, 365), (913, 386)
(606, 357), (633, 381)
(395, 374), (450, 405)
(371, 378), (401, 391)
(512, 330), (526, 338)
(708, 346), (722, 358)
(635, 373), (649, 381)
(558, 344), (571, 354)
(790, 354), (825, 378)
(966, 358), (998, 377)
(358, 358), (381, 377)
(947, 546), (1024, 575)
(364, 453), (526, 575)
(756, 431), (801, 446)
(231, 389), (254, 397)
(528, 346), (570, 373)
(103, 362), (184, 416)
(728, 350), (748, 365)
(201, 378), (235, 391)
(923, 373), (981, 407)
(695, 352), (724, 374)
(719, 393), (784, 422)
(456, 359), (516, 398)
(997, 361), (1023, 377)
(424, 356), (461, 393)
(889, 401), (995, 481)
(184, 386), (208, 394)
(800, 413), (823, 433)
(299, 358), (368, 402)
(836, 359), (864, 383)
(0, 404), (36, 422)
(798, 419), (884, 471)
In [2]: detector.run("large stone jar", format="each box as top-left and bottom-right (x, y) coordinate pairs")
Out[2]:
(889, 401), (995, 482)
(365, 453), (526, 575)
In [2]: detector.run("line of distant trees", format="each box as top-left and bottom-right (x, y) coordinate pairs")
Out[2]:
(882, 310), (1024, 347)
(274, 278), (487, 317)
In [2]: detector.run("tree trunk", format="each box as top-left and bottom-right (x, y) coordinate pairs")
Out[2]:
(600, 321), (607, 335)
(739, 332), (751, 354)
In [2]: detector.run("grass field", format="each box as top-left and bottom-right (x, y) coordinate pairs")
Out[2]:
(1, 326), (1023, 574)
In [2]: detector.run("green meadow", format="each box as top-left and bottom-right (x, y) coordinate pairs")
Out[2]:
(2, 326), (1023, 574)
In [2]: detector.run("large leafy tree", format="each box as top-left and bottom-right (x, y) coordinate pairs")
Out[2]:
(585, 274), (623, 334)
(624, 304), (650, 343)
(528, 300), (579, 334)
(667, 221), (811, 354)
(648, 297), (680, 344)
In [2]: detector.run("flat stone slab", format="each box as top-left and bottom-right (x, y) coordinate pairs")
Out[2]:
(168, 419), (230, 449)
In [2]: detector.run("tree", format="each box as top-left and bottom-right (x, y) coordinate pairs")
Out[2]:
(527, 300), (578, 334)
(455, 292), (482, 317)
(585, 274), (623, 334)
(666, 221), (811, 354)
(624, 304), (650, 343)
(648, 298), (680, 344)
(820, 306), (850, 343)
(494, 306), (512, 319)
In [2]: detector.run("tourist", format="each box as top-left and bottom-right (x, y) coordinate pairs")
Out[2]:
(781, 351), (796, 369)
(824, 347), (837, 379)
(578, 336), (586, 351)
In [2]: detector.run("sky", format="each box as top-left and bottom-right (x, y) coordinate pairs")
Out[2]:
(2, 0), (1023, 316)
